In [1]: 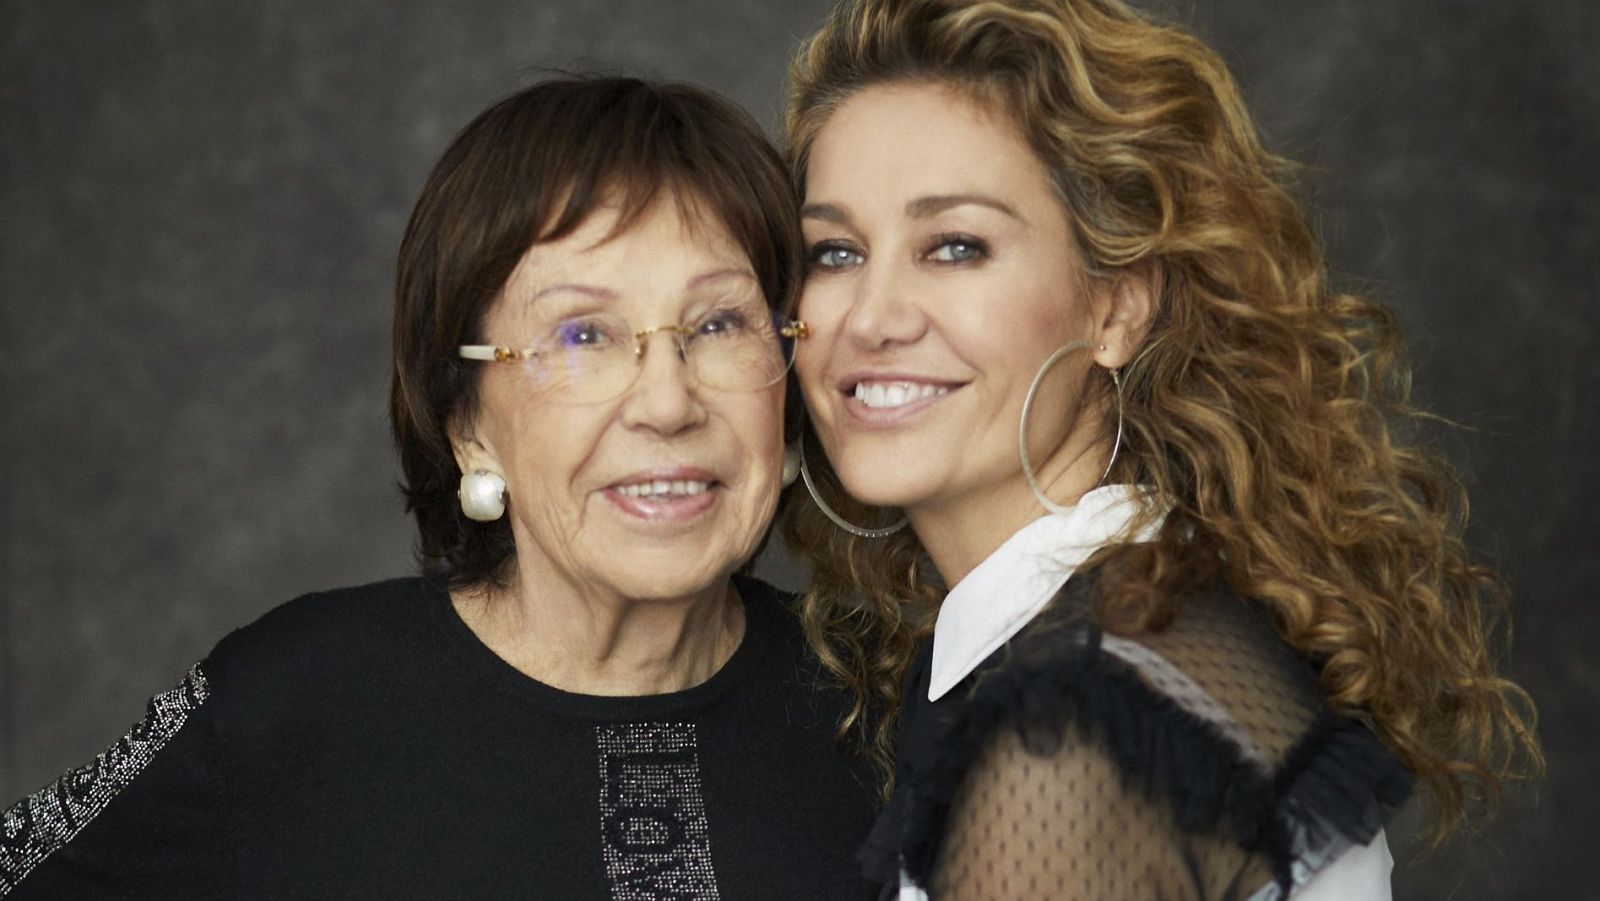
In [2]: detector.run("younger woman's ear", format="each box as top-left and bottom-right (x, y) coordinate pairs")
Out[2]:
(1094, 264), (1157, 370)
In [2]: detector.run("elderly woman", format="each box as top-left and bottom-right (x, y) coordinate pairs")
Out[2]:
(0, 77), (877, 899)
(780, 1), (1542, 899)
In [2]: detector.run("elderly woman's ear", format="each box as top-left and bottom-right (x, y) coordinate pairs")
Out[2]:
(448, 415), (497, 479)
(1090, 264), (1157, 373)
(449, 419), (508, 523)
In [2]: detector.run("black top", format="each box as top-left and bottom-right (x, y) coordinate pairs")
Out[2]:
(863, 570), (1413, 901)
(1, 575), (880, 900)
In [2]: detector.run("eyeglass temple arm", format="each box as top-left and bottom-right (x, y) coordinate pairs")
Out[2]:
(458, 345), (534, 362)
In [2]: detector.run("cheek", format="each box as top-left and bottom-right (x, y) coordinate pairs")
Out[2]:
(501, 405), (606, 497)
(718, 391), (785, 544)
(796, 280), (849, 337)
(747, 385), (787, 457)
(717, 385), (786, 465)
(466, 379), (525, 472)
(986, 284), (1089, 373)
(794, 340), (829, 399)
(793, 352), (840, 442)
(794, 286), (846, 395)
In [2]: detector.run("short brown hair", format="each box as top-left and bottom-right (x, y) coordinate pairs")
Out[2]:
(390, 76), (801, 587)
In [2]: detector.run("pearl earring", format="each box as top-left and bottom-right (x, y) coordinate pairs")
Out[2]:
(781, 445), (801, 487)
(458, 470), (507, 522)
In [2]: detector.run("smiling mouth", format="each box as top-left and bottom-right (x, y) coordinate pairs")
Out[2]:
(603, 474), (723, 524)
(612, 479), (715, 499)
(849, 380), (953, 410)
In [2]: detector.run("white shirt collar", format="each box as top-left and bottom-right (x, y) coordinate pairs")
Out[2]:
(927, 483), (1166, 701)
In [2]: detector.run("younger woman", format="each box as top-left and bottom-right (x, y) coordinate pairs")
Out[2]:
(782, 1), (1541, 898)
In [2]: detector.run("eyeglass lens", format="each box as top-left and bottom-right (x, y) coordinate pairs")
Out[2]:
(507, 293), (794, 404)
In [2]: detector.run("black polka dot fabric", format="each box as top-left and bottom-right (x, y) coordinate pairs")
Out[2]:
(861, 572), (1414, 901)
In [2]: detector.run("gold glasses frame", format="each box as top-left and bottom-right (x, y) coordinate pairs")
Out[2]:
(457, 314), (810, 401)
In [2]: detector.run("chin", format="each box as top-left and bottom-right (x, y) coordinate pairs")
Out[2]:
(607, 546), (742, 602)
(610, 570), (732, 603)
(829, 455), (936, 510)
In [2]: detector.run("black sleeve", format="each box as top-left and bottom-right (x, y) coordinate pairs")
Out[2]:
(0, 665), (229, 899)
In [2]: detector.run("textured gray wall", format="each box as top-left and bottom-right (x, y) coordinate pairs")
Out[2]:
(2, 1), (1592, 896)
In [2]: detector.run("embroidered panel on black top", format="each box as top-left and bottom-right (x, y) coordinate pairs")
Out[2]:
(597, 723), (719, 900)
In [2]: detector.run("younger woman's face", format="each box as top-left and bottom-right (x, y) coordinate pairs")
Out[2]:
(797, 82), (1117, 530)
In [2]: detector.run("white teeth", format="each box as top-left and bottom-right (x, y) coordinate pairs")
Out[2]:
(616, 480), (711, 499)
(852, 381), (949, 409)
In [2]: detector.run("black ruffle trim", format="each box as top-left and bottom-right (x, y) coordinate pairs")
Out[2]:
(860, 623), (1413, 896)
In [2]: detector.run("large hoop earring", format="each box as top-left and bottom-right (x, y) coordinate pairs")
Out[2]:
(1018, 339), (1125, 516)
(797, 441), (908, 539)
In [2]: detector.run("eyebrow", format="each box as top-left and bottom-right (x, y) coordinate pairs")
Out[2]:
(529, 283), (616, 304)
(905, 193), (1023, 221)
(687, 268), (758, 291)
(800, 202), (849, 224)
(800, 194), (1025, 226)
(528, 268), (755, 305)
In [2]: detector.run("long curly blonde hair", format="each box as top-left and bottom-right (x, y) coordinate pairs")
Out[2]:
(781, 0), (1541, 841)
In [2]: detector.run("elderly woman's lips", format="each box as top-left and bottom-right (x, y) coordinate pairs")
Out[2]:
(602, 473), (722, 522)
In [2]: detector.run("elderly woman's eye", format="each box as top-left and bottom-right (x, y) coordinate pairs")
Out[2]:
(927, 235), (988, 264)
(808, 241), (863, 271)
(552, 318), (617, 350)
(695, 307), (751, 338)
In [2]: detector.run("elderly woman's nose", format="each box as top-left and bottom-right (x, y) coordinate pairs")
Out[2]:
(618, 334), (707, 434)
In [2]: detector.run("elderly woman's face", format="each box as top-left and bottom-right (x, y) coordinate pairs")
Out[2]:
(462, 198), (786, 601)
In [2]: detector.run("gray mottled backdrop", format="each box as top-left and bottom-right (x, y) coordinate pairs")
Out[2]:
(2, 1), (1593, 896)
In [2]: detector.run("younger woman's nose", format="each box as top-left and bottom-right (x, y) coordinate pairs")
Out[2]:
(842, 264), (929, 351)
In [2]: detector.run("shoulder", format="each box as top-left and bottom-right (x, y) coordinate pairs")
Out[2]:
(730, 573), (863, 719)
(733, 573), (807, 656)
(735, 572), (797, 613)
(1025, 573), (1413, 822)
(734, 572), (799, 613)
(211, 576), (438, 660)
(878, 573), (1413, 895)
(1034, 576), (1328, 761)
(200, 576), (444, 717)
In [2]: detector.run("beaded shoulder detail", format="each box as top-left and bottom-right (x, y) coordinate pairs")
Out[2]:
(0, 665), (210, 894)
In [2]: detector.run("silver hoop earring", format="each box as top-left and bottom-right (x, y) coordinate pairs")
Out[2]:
(1018, 339), (1125, 516)
(797, 442), (907, 539)
(458, 470), (507, 522)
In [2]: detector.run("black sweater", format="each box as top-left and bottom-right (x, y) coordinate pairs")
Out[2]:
(1, 575), (879, 900)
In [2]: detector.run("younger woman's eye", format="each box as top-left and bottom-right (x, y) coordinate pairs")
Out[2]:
(807, 241), (864, 271)
(927, 235), (988, 264)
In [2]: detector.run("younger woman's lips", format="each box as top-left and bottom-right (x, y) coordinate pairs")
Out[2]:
(841, 383), (960, 428)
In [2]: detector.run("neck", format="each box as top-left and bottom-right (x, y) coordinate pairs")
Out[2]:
(453, 566), (744, 697)
(913, 439), (1110, 586)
